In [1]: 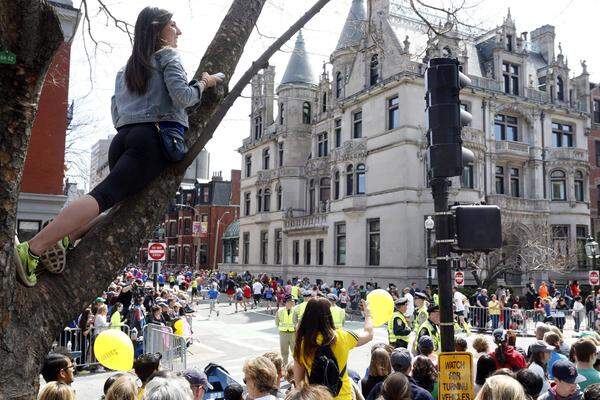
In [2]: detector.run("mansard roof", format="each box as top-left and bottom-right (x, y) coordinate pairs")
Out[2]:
(334, 0), (366, 51)
(281, 31), (317, 85)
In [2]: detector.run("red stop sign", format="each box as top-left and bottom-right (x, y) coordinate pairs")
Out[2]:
(590, 270), (600, 286)
(147, 242), (166, 261)
(454, 271), (465, 287)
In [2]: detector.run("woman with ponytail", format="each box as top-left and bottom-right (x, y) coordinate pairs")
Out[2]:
(14, 7), (222, 287)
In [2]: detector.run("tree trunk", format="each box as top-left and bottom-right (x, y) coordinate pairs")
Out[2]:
(0, 0), (331, 397)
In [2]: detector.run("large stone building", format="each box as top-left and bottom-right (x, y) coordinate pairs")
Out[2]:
(223, 0), (592, 288)
(589, 85), (600, 237)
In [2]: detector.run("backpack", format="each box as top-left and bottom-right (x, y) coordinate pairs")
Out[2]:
(308, 343), (345, 396)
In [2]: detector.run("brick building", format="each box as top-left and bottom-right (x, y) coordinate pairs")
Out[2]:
(16, 0), (79, 240)
(590, 85), (600, 236)
(139, 170), (241, 270)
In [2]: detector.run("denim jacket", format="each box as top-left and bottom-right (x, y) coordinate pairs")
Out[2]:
(111, 47), (203, 129)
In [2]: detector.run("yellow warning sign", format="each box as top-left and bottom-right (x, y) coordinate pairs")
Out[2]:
(438, 352), (474, 400)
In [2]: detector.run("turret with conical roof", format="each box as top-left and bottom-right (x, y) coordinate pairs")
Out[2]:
(334, 0), (366, 52)
(281, 31), (317, 85)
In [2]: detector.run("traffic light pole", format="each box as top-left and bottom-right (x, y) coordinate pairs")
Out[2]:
(431, 177), (455, 352)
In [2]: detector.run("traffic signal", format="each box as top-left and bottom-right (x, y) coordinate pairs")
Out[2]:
(425, 58), (473, 178)
(451, 205), (502, 252)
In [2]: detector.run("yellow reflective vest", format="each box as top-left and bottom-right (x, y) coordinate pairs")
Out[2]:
(330, 305), (345, 329)
(277, 308), (295, 332)
(388, 312), (410, 344)
(413, 320), (440, 353)
(291, 286), (300, 301)
(295, 301), (308, 326)
(413, 306), (429, 330)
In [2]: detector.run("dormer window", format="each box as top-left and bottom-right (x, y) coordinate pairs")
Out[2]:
(557, 76), (565, 101)
(370, 54), (379, 86)
(502, 62), (519, 96)
(302, 102), (311, 124)
(506, 34), (513, 52)
(336, 72), (342, 98)
(254, 116), (263, 140)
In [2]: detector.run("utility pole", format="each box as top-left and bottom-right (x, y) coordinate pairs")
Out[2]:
(425, 58), (472, 352)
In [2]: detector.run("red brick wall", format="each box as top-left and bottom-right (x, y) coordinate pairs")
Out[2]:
(230, 169), (241, 205)
(21, 42), (71, 195)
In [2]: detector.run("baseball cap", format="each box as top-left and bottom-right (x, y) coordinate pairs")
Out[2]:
(529, 340), (554, 353)
(427, 304), (440, 313)
(94, 297), (106, 303)
(552, 360), (586, 384)
(284, 294), (294, 302)
(182, 368), (213, 389)
(418, 335), (435, 353)
(390, 348), (412, 371)
(493, 328), (507, 343)
(415, 292), (428, 300)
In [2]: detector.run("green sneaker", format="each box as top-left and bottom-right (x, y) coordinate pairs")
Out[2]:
(14, 240), (39, 287)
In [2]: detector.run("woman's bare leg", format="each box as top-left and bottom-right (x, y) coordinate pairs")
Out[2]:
(68, 212), (107, 242)
(28, 195), (99, 255)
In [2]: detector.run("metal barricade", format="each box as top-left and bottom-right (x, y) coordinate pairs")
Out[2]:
(142, 323), (187, 371)
(55, 325), (130, 370)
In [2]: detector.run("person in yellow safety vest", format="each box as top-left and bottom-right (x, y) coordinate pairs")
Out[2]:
(275, 294), (296, 365)
(413, 292), (429, 330)
(413, 304), (441, 354)
(327, 293), (346, 329)
(293, 290), (313, 327)
(291, 283), (300, 303)
(388, 297), (411, 348)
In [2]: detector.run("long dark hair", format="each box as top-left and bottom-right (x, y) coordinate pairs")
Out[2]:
(293, 298), (336, 361)
(528, 350), (548, 375)
(475, 354), (497, 385)
(125, 7), (172, 95)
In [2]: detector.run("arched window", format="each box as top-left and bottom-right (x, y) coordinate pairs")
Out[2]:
(334, 171), (340, 200)
(575, 171), (584, 202)
(276, 185), (282, 211)
(551, 170), (566, 201)
(356, 164), (366, 194)
(262, 148), (270, 170)
(557, 76), (565, 101)
(322, 92), (327, 113)
(319, 177), (331, 212)
(279, 103), (284, 125)
(302, 102), (311, 124)
(346, 164), (354, 196)
(263, 189), (271, 212)
(370, 54), (379, 86)
(257, 189), (263, 212)
(309, 179), (316, 214)
(335, 72), (342, 99)
(254, 116), (262, 140)
(244, 192), (251, 216)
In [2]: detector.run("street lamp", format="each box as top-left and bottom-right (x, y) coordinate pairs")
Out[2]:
(586, 235), (600, 309)
(213, 211), (231, 271)
(425, 216), (435, 287)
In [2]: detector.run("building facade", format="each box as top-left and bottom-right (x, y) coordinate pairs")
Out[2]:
(139, 170), (240, 270)
(223, 0), (591, 288)
(16, 0), (80, 241)
(589, 86), (600, 237)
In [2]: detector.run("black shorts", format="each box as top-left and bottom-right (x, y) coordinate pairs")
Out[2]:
(89, 123), (168, 213)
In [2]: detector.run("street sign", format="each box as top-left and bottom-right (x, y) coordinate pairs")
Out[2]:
(0, 50), (16, 65)
(454, 271), (465, 287)
(438, 352), (474, 400)
(590, 270), (600, 286)
(147, 242), (166, 261)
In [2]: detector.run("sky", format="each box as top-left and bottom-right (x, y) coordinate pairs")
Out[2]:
(66, 0), (600, 191)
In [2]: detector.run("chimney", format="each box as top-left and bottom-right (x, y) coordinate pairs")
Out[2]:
(530, 25), (555, 63)
(230, 169), (241, 206)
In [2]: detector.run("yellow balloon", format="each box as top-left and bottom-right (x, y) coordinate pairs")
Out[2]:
(93, 329), (134, 371)
(173, 319), (184, 335)
(367, 289), (395, 327)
